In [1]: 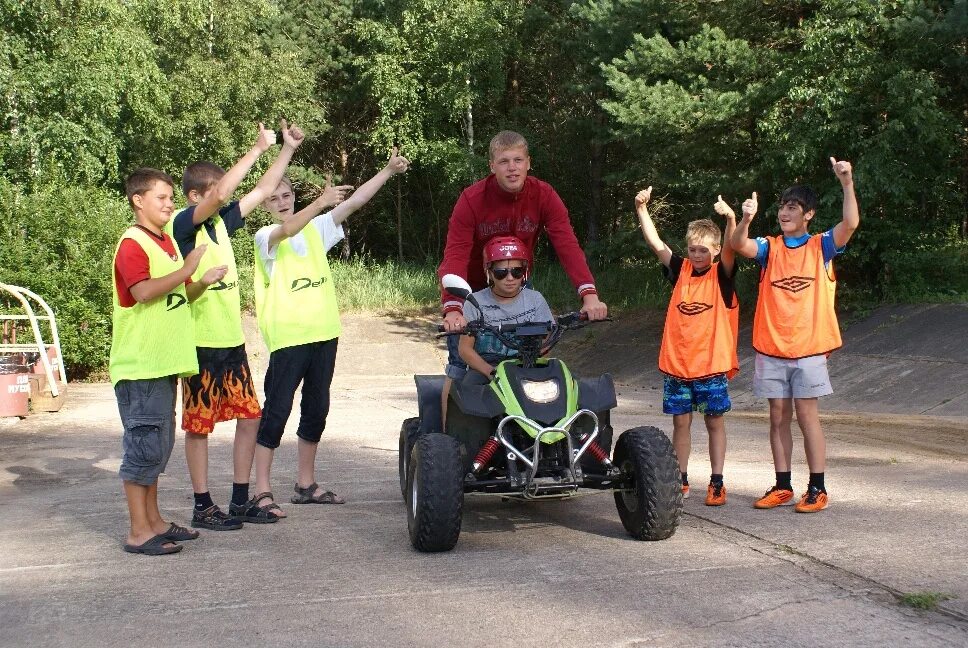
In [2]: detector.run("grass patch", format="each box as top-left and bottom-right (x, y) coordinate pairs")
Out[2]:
(234, 256), (677, 316)
(331, 257), (441, 314)
(899, 591), (952, 610)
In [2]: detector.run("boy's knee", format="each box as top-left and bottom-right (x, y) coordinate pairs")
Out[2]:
(256, 425), (283, 450)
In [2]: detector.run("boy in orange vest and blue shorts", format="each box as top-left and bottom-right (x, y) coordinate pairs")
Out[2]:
(636, 187), (749, 506)
(730, 158), (859, 513)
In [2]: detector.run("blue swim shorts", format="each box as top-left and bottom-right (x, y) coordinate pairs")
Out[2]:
(662, 374), (731, 416)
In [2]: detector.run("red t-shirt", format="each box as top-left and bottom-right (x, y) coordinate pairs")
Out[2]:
(114, 226), (189, 308)
(436, 174), (597, 312)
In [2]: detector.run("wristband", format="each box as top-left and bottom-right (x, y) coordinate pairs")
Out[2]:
(489, 368), (497, 379)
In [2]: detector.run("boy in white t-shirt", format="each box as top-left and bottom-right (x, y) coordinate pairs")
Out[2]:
(249, 149), (409, 518)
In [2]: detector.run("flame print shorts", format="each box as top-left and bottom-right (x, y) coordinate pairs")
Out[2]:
(181, 345), (262, 434)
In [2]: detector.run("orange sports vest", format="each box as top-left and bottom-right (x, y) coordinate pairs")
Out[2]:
(658, 259), (739, 380)
(752, 235), (842, 359)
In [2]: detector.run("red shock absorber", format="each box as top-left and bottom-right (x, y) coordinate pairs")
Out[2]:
(579, 432), (612, 467)
(472, 437), (501, 473)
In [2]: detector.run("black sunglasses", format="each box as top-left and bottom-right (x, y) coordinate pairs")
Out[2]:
(491, 266), (526, 280)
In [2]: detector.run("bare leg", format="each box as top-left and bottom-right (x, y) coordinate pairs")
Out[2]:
(441, 377), (452, 431)
(184, 431), (208, 494)
(767, 398), (794, 472)
(704, 414), (726, 476)
(794, 397), (826, 473)
(233, 417), (259, 484)
(254, 443), (286, 517)
(296, 438), (320, 492)
(671, 412), (692, 474)
(124, 480), (176, 549)
(145, 482), (169, 535)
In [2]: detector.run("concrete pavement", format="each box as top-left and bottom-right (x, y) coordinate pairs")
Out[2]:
(1, 309), (966, 647)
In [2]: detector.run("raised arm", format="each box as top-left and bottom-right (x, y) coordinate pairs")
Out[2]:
(635, 186), (673, 267)
(730, 191), (759, 258)
(712, 195), (737, 274)
(238, 120), (305, 216)
(191, 123), (276, 224)
(328, 147), (409, 226)
(263, 175), (353, 250)
(830, 157), (859, 248)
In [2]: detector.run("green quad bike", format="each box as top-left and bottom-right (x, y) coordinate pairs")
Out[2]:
(399, 274), (682, 552)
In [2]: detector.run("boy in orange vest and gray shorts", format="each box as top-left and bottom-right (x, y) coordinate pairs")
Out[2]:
(730, 158), (859, 513)
(636, 186), (748, 506)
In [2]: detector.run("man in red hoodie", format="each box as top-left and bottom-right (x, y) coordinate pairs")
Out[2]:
(438, 130), (607, 383)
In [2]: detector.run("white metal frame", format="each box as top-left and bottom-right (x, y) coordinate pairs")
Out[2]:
(0, 283), (66, 396)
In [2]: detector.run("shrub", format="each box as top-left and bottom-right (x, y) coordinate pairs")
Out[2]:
(0, 179), (132, 378)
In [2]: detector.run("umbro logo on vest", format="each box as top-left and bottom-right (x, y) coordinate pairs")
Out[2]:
(209, 280), (237, 291)
(166, 293), (188, 310)
(772, 276), (814, 293)
(291, 277), (327, 292)
(677, 302), (713, 316)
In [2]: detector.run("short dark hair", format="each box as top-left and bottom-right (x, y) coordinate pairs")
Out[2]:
(182, 161), (226, 196)
(780, 185), (817, 213)
(125, 168), (174, 207)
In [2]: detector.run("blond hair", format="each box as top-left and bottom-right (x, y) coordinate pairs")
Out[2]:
(489, 131), (529, 160)
(685, 219), (722, 248)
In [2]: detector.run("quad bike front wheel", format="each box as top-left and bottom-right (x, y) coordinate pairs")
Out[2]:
(398, 417), (421, 499)
(613, 426), (682, 540)
(406, 433), (464, 552)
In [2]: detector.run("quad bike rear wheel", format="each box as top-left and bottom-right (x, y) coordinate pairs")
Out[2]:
(406, 433), (463, 552)
(613, 426), (682, 540)
(398, 417), (421, 499)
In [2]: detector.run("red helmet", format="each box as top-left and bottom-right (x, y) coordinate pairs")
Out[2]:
(483, 235), (529, 265)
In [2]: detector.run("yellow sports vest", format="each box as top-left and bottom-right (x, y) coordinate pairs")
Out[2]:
(752, 235), (842, 359)
(658, 260), (739, 380)
(109, 227), (199, 385)
(254, 224), (341, 352)
(169, 213), (244, 348)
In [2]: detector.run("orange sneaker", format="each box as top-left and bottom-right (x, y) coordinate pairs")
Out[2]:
(753, 486), (794, 509)
(795, 486), (829, 513)
(681, 483), (690, 499)
(705, 482), (726, 506)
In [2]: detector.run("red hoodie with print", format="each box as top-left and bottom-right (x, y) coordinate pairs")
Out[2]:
(436, 174), (597, 313)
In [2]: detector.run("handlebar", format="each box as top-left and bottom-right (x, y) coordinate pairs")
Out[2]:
(436, 311), (611, 336)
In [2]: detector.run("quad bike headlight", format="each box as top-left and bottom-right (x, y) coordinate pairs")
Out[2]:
(521, 379), (559, 403)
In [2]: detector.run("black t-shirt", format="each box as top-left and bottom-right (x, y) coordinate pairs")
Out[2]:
(171, 200), (244, 258)
(662, 254), (737, 307)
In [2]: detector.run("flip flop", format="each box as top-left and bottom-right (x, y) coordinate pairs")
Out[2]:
(292, 482), (345, 504)
(123, 534), (183, 556)
(163, 522), (200, 541)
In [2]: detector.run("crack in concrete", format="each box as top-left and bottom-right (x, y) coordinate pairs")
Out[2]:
(681, 512), (968, 628)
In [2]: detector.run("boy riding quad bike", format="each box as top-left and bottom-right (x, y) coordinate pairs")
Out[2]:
(399, 271), (683, 552)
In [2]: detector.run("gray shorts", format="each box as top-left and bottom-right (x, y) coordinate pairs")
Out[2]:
(115, 376), (177, 485)
(753, 353), (833, 399)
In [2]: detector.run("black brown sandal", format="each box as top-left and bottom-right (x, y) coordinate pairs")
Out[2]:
(229, 494), (280, 523)
(291, 482), (345, 504)
(163, 522), (200, 541)
(253, 491), (285, 517)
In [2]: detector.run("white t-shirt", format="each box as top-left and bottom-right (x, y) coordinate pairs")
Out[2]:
(255, 213), (345, 279)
